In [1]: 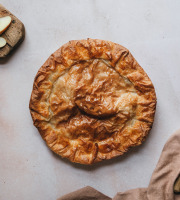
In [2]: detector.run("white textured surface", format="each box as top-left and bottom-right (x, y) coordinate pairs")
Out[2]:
(0, 0), (180, 199)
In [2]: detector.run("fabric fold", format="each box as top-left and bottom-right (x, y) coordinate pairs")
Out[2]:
(58, 186), (111, 200)
(113, 188), (148, 200)
(147, 129), (180, 200)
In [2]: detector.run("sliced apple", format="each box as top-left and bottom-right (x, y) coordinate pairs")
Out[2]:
(0, 37), (6, 48)
(0, 16), (12, 35)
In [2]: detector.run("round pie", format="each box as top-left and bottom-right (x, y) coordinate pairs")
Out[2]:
(29, 39), (156, 165)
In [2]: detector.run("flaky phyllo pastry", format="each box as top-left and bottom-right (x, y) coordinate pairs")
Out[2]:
(29, 39), (156, 164)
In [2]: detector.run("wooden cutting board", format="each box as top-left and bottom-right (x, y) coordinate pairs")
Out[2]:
(174, 175), (180, 194)
(0, 4), (25, 58)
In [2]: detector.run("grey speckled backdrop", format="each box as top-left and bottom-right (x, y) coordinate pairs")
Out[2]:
(0, 0), (180, 199)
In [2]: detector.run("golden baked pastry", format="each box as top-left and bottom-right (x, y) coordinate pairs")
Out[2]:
(29, 39), (156, 164)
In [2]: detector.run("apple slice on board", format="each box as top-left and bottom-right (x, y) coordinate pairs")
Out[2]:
(0, 4), (25, 58)
(0, 37), (6, 48)
(0, 16), (11, 34)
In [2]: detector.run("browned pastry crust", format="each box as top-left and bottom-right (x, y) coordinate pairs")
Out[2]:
(29, 39), (156, 164)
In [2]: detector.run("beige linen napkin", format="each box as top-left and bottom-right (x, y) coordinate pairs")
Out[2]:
(58, 186), (111, 200)
(58, 129), (180, 200)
